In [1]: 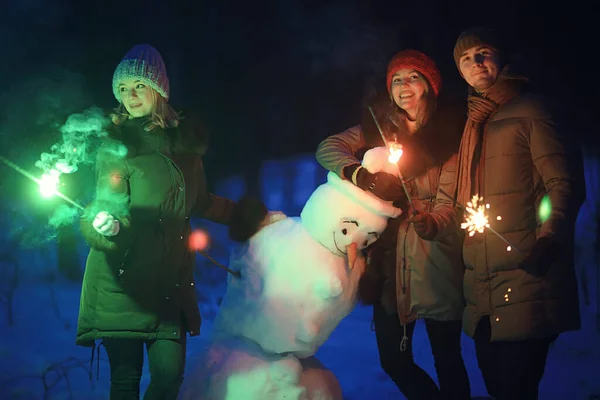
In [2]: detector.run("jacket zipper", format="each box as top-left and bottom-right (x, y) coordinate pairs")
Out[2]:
(401, 223), (410, 294)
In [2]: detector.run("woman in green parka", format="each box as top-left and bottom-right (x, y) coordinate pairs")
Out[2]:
(77, 44), (272, 400)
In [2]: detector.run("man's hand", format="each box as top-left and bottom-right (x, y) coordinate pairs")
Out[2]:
(519, 236), (557, 277)
(409, 212), (438, 240)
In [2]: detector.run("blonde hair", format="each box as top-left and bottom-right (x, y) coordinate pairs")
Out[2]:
(110, 88), (181, 130)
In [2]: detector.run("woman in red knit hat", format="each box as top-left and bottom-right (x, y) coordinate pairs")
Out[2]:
(316, 50), (470, 399)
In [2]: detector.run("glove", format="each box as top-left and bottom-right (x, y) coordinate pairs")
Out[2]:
(345, 164), (407, 202)
(519, 236), (558, 277)
(261, 210), (287, 227)
(92, 211), (120, 237)
(229, 196), (285, 242)
(409, 212), (438, 240)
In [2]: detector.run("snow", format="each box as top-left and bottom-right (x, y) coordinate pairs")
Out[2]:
(0, 153), (599, 399)
(1, 280), (599, 399)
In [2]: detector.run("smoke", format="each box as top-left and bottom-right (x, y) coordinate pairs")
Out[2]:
(85, 190), (130, 222)
(33, 107), (130, 232)
(34, 107), (110, 175)
(46, 203), (80, 236)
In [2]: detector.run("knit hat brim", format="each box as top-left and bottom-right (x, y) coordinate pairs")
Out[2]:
(112, 45), (170, 103)
(112, 60), (169, 102)
(453, 26), (505, 70)
(386, 50), (441, 97)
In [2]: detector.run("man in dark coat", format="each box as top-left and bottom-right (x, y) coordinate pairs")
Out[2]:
(453, 27), (586, 399)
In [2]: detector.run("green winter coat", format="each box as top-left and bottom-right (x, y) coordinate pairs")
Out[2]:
(76, 114), (235, 346)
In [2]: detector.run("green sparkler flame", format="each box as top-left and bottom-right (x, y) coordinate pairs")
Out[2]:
(539, 195), (551, 223)
(39, 169), (61, 198)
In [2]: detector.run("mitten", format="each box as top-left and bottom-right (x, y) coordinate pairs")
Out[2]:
(262, 211), (287, 227)
(344, 164), (407, 202)
(228, 196), (285, 242)
(92, 211), (120, 237)
(409, 212), (438, 240)
(519, 236), (558, 277)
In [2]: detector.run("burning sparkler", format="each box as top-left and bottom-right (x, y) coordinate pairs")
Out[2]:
(0, 155), (84, 211)
(368, 106), (416, 213)
(461, 194), (524, 255)
(1, 154), (240, 277)
(460, 194), (489, 236)
(387, 142), (403, 163)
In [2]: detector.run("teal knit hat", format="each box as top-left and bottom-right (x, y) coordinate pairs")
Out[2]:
(112, 44), (170, 102)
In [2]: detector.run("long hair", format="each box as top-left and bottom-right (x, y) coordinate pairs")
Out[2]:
(388, 72), (437, 133)
(110, 89), (181, 130)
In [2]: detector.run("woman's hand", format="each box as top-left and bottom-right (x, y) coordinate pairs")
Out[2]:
(92, 211), (120, 236)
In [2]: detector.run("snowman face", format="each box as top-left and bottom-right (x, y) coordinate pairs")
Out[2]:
(332, 218), (381, 255)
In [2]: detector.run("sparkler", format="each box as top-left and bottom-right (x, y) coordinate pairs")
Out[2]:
(0, 155), (84, 211)
(460, 194), (524, 255)
(197, 250), (241, 278)
(367, 106), (416, 213)
(2, 155), (242, 278)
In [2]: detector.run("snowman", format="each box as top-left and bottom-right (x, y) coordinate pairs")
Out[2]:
(179, 147), (401, 400)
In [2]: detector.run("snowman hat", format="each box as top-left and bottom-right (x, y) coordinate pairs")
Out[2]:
(326, 146), (403, 219)
(326, 172), (402, 219)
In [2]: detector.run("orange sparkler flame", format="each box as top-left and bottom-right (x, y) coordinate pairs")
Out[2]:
(461, 194), (490, 236)
(388, 143), (403, 163)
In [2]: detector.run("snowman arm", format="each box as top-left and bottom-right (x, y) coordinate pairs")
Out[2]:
(316, 125), (367, 180)
(429, 153), (459, 239)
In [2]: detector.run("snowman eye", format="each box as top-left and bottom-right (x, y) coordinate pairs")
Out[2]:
(363, 240), (369, 246)
(342, 229), (348, 235)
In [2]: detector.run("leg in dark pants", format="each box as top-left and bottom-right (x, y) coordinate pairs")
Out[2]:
(425, 319), (471, 400)
(474, 316), (555, 400)
(144, 334), (187, 400)
(104, 339), (145, 400)
(373, 303), (441, 400)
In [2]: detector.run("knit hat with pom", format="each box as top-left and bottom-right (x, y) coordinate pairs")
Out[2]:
(386, 50), (441, 97)
(112, 44), (170, 102)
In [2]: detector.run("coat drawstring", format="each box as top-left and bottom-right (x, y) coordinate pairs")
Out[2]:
(400, 323), (408, 352)
(89, 341), (103, 380)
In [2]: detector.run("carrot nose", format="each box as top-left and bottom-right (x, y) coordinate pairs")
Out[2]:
(346, 242), (358, 270)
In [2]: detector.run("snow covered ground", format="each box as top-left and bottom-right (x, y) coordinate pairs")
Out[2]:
(1, 153), (599, 399)
(0, 278), (599, 399)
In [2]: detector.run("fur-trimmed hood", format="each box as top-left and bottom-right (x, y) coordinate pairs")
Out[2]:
(360, 91), (467, 179)
(103, 109), (210, 158)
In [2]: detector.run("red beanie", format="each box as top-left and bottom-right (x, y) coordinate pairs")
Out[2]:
(386, 50), (441, 97)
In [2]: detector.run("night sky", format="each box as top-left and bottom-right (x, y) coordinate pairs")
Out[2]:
(1, 0), (596, 187)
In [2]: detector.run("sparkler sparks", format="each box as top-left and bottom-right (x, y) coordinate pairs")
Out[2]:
(388, 142), (403, 163)
(460, 194), (524, 255)
(461, 195), (489, 236)
(367, 106), (416, 213)
(0, 155), (84, 211)
(39, 169), (61, 198)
